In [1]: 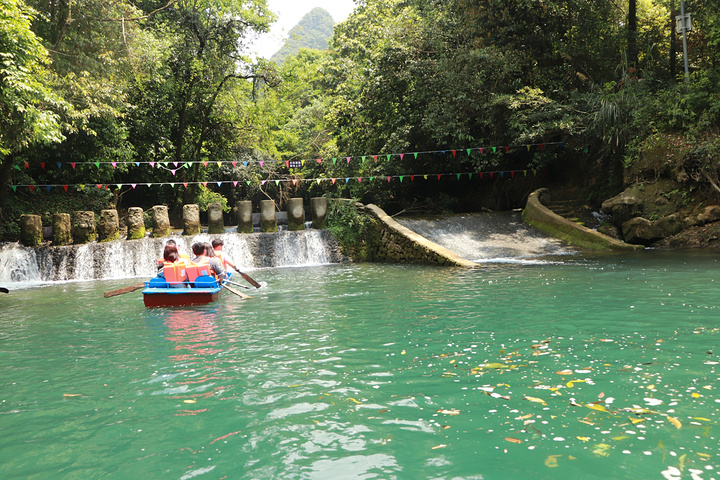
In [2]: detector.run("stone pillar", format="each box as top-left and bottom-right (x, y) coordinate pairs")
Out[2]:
(287, 198), (305, 231)
(98, 209), (120, 242)
(236, 200), (253, 233)
(126, 207), (145, 240)
(52, 213), (72, 245)
(20, 214), (43, 246)
(260, 200), (278, 233)
(151, 205), (171, 238)
(72, 211), (97, 243)
(183, 204), (200, 235)
(310, 197), (328, 229)
(207, 202), (225, 234)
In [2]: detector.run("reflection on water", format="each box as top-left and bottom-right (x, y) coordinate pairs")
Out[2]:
(1, 256), (720, 479)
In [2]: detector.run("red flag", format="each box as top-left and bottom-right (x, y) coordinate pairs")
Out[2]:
(63, 185), (68, 192)
(70, 162), (76, 169)
(437, 174), (441, 181)
(29, 185), (35, 192)
(96, 184), (102, 189)
(40, 162), (45, 169)
(232, 161), (237, 167)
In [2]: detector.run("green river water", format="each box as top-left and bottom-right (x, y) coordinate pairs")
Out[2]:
(1, 251), (720, 479)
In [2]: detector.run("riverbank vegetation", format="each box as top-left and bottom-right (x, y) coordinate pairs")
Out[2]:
(1, 0), (719, 244)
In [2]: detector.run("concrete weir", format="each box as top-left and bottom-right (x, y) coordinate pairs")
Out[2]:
(522, 188), (643, 252)
(364, 204), (478, 268)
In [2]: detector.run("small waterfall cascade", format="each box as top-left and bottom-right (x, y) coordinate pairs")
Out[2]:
(397, 211), (577, 264)
(0, 230), (343, 286)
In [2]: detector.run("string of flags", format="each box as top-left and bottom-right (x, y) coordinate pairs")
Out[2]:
(10, 141), (564, 174)
(7, 169), (544, 192)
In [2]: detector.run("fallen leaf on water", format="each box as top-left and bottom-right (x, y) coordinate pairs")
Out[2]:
(692, 392), (701, 398)
(577, 436), (590, 442)
(585, 403), (609, 413)
(693, 417), (711, 422)
(556, 370), (573, 375)
(437, 409), (461, 415)
(612, 436), (629, 441)
(63, 394), (83, 397)
(591, 443), (611, 457)
(183, 399), (197, 404)
(432, 444), (447, 449)
(697, 452), (711, 459)
(524, 396), (547, 406)
(666, 415), (682, 429)
(505, 437), (523, 444)
(629, 417), (646, 424)
(378, 409), (390, 414)
(480, 363), (510, 369)
(517, 414), (534, 420)
(544, 455), (561, 467)
(347, 397), (363, 404)
(441, 425), (451, 429)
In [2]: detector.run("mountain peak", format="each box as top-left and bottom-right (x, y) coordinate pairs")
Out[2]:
(271, 8), (336, 65)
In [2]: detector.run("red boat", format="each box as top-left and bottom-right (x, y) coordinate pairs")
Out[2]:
(142, 273), (231, 308)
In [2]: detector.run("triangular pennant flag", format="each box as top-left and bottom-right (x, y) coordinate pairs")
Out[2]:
(500, 171), (505, 178)
(135, 162), (140, 166)
(540, 143), (545, 150)
(40, 162), (45, 169)
(162, 162), (169, 167)
(169, 183), (175, 188)
(423, 175), (428, 180)
(259, 161), (264, 167)
(56, 162), (62, 169)
(346, 157), (351, 164)
(526, 145), (531, 151)
(116, 184), (122, 189)
(216, 162), (222, 168)
(232, 161), (237, 167)
(386, 154), (391, 161)
(344, 178), (350, 183)
(96, 184), (102, 190)
(387, 176), (391, 182)
(490, 172), (494, 179)
(332, 158), (337, 164)
(173, 162), (178, 167)
(147, 184), (152, 188)
(492, 147), (497, 153)
(285, 161), (290, 168)
(400, 154), (404, 160)
(373, 155), (377, 162)
(46, 185), (51, 192)
(410, 175), (415, 181)
(466, 149), (471, 156)
(511, 171), (515, 178)
(185, 162), (192, 168)
(217, 182), (222, 187)
(11, 185), (17, 192)
(357, 177), (362, 182)
(171, 169), (176, 175)
(479, 148), (484, 154)
(274, 180), (279, 186)
(13, 165), (21, 171)
(71, 162), (76, 169)
(105, 184), (110, 190)
(243, 161), (248, 167)
(317, 158), (322, 164)
(111, 162), (117, 168)
(413, 152), (418, 159)
(301, 160), (305, 166)
(150, 162), (155, 168)
(369, 176), (374, 181)
(79, 184), (85, 191)
(131, 184), (137, 189)
(457, 173), (461, 180)
(29, 185), (35, 192)
(399, 176), (404, 182)
(316, 179), (321, 184)
(203, 161), (208, 167)
(246, 181), (251, 185)
(452, 150), (456, 157)
(480, 172), (484, 179)
(261, 180), (266, 186)
(202, 182), (207, 187)
(292, 179), (298, 185)
(505, 146), (509, 153)
(468, 173), (473, 180)
(523, 170), (528, 176)
(183, 182), (188, 188)
(94, 162), (100, 168)
(24, 162), (29, 169)
(331, 178), (337, 184)
(361, 156), (366, 163)
(233, 181), (238, 187)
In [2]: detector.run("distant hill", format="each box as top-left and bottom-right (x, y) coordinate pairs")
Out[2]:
(271, 8), (335, 65)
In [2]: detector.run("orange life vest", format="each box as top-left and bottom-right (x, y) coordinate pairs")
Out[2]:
(187, 256), (217, 282)
(162, 260), (187, 285)
(214, 250), (230, 270)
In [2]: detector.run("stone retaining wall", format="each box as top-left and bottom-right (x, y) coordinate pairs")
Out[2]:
(522, 188), (643, 252)
(363, 204), (478, 268)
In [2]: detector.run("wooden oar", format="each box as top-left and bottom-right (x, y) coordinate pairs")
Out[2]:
(237, 271), (262, 289)
(225, 279), (252, 290)
(222, 284), (252, 299)
(0, 287), (9, 294)
(104, 283), (145, 298)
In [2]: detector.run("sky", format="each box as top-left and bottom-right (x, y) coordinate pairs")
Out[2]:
(249, 0), (358, 59)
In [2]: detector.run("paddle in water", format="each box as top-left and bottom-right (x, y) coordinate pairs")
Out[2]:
(104, 283), (145, 298)
(0, 287), (9, 294)
(222, 284), (252, 299)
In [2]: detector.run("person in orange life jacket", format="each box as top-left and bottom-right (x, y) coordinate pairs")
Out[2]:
(190, 242), (226, 281)
(157, 239), (189, 271)
(211, 239), (237, 271)
(158, 243), (187, 288)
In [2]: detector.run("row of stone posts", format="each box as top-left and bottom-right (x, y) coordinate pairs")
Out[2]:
(19, 197), (328, 247)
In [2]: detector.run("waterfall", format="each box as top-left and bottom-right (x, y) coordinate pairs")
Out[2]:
(0, 230), (344, 286)
(397, 211), (577, 264)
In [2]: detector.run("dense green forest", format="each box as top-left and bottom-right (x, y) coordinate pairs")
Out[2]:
(271, 7), (335, 65)
(1, 0), (719, 241)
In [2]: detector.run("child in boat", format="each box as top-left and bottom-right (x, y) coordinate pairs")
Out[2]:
(191, 242), (226, 281)
(157, 239), (189, 271)
(211, 239), (237, 272)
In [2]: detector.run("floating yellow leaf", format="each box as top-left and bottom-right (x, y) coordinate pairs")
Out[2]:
(63, 394), (83, 397)
(693, 417), (711, 422)
(347, 397), (363, 404)
(431, 444), (447, 450)
(591, 443), (612, 457)
(577, 436), (590, 442)
(437, 408), (461, 415)
(517, 414), (534, 420)
(505, 437), (523, 444)
(556, 370), (573, 375)
(585, 403), (609, 413)
(692, 392), (701, 398)
(544, 455), (561, 467)
(183, 399), (197, 404)
(524, 396), (547, 406)
(612, 436), (629, 441)
(401, 350), (406, 355)
(629, 417), (646, 424)
(667, 415), (682, 429)
(697, 452), (711, 459)
(480, 363), (510, 369)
